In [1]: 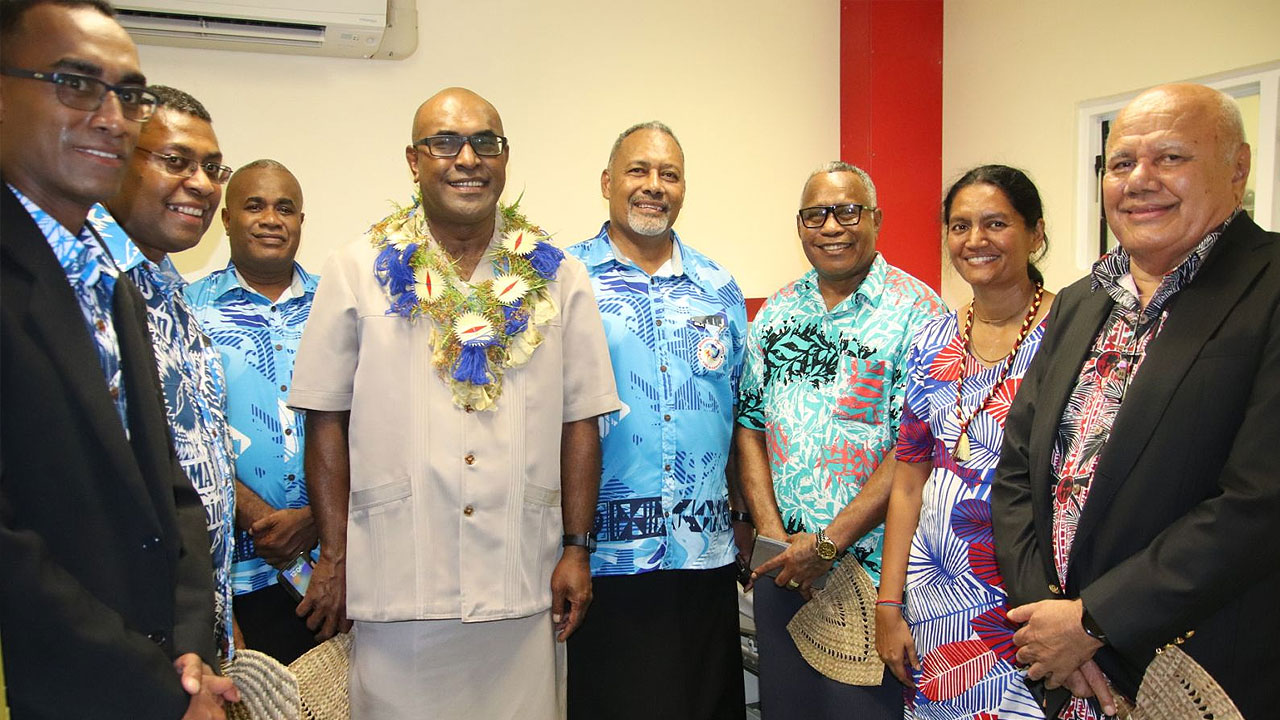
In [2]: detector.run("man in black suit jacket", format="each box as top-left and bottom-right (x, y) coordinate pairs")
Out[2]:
(0, 2), (236, 717)
(993, 82), (1279, 718)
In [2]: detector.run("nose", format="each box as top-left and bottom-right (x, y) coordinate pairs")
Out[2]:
(1126, 158), (1160, 194)
(183, 165), (217, 197)
(820, 210), (845, 234)
(259, 207), (284, 229)
(454, 140), (480, 168)
(642, 169), (663, 195)
(89, 89), (131, 136)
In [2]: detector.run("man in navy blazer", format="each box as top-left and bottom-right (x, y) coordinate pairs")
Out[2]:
(993, 83), (1279, 718)
(0, 2), (236, 717)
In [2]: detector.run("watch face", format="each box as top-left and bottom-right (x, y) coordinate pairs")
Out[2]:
(817, 541), (837, 561)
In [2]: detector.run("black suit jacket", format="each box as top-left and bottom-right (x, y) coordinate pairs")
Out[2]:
(1, 183), (216, 719)
(993, 213), (1280, 717)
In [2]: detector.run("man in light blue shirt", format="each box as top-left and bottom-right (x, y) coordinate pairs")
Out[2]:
(103, 84), (237, 661)
(565, 122), (749, 720)
(187, 159), (320, 664)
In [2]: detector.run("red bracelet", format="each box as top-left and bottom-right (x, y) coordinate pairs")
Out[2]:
(875, 599), (904, 608)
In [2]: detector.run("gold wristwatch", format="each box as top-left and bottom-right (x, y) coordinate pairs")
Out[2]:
(815, 528), (840, 562)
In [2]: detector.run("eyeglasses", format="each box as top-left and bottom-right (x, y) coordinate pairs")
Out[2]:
(798, 203), (876, 229)
(414, 134), (509, 158)
(134, 147), (233, 184)
(0, 67), (157, 122)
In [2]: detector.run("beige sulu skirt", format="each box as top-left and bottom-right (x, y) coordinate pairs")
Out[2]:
(350, 610), (566, 720)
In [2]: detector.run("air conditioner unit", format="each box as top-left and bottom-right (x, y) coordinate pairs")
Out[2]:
(114, 0), (418, 60)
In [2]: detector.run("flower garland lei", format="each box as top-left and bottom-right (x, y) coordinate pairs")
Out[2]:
(370, 193), (564, 411)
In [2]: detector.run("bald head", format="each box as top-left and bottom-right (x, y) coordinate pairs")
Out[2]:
(1110, 83), (1245, 163)
(1101, 82), (1251, 273)
(410, 87), (503, 142)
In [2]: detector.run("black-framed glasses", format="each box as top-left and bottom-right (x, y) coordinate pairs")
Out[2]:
(798, 203), (875, 228)
(414, 134), (509, 158)
(134, 147), (233, 184)
(0, 67), (157, 122)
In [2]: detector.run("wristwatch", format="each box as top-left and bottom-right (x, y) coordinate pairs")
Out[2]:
(562, 533), (596, 553)
(815, 528), (840, 562)
(1081, 605), (1108, 644)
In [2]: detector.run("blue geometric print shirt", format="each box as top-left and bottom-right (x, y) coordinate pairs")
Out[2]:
(96, 205), (237, 659)
(567, 224), (747, 576)
(186, 262), (319, 594)
(10, 186), (128, 431)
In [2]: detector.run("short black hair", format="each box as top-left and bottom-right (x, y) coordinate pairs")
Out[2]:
(0, 0), (115, 44)
(150, 84), (212, 122)
(943, 164), (1049, 285)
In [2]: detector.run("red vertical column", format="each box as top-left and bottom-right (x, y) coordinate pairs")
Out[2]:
(840, 0), (944, 291)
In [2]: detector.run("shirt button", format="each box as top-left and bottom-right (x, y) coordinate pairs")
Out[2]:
(109, 386), (120, 400)
(463, 505), (474, 516)
(287, 474), (296, 481)
(659, 365), (667, 373)
(147, 631), (167, 646)
(284, 428), (293, 436)
(95, 319), (106, 331)
(142, 535), (161, 549)
(655, 319), (663, 326)
(271, 307), (278, 313)
(1048, 583), (1061, 595)
(280, 384), (288, 392)
(275, 344), (283, 351)
(664, 464), (671, 472)
(663, 414), (671, 422)
(464, 453), (476, 465)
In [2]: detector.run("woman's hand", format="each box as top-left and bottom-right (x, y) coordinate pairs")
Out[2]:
(875, 604), (920, 687)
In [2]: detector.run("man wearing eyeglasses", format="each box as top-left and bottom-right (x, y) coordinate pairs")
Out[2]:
(289, 87), (618, 720)
(99, 84), (237, 666)
(0, 2), (236, 719)
(736, 162), (943, 719)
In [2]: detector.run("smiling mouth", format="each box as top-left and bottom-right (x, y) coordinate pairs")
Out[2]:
(632, 200), (667, 213)
(964, 255), (998, 265)
(77, 147), (123, 161)
(815, 242), (853, 252)
(167, 204), (205, 218)
(448, 179), (487, 189)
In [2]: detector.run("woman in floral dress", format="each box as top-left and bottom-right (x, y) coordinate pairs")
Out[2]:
(875, 166), (1059, 718)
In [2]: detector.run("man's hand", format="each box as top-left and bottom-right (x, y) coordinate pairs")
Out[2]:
(249, 507), (318, 568)
(1060, 659), (1116, 715)
(550, 546), (592, 642)
(296, 553), (351, 641)
(751, 531), (831, 599)
(1008, 599), (1104, 692)
(875, 605), (919, 687)
(174, 653), (239, 720)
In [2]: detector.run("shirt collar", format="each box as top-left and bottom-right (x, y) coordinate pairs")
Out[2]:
(797, 253), (886, 313)
(580, 221), (728, 294)
(210, 260), (317, 302)
(9, 186), (116, 289)
(90, 203), (189, 297)
(1090, 209), (1239, 314)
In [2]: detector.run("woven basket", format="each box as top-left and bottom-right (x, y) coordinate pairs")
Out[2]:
(220, 649), (301, 720)
(1111, 645), (1242, 720)
(785, 559), (885, 685)
(288, 632), (354, 720)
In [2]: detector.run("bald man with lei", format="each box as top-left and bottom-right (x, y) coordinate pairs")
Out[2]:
(288, 87), (619, 719)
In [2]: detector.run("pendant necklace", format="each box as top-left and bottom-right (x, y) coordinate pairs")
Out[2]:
(953, 284), (1044, 462)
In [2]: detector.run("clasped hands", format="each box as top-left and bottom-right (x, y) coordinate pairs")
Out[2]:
(174, 653), (239, 720)
(1007, 598), (1116, 716)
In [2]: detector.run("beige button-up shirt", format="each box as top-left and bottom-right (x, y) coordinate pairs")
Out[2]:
(289, 230), (619, 623)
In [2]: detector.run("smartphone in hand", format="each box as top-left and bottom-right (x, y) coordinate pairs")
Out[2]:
(278, 554), (315, 603)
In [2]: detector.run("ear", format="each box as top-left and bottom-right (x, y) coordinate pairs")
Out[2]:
(600, 169), (611, 201)
(1231, 142), (1252, 186)
(298, 211), (306, 227)
(871, 207), (884, 231)
(221, 206), (230, 232)
(406, 145), (420, 182)
(1031, 218), (1046, 253)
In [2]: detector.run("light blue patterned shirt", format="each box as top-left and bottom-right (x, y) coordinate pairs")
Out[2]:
(10, 186), (127, 430)
(96, 205), (237, 658)
(736, 255), (944, 582)
(567, 224), (747, 576)
(186, 262), (319, 594)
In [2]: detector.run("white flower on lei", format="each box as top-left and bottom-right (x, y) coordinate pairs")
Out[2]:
(501, 230), (538, 256)
(453, 312), (495, 346)
(414, 265), (447, 303)
(491, 273), (530, 306)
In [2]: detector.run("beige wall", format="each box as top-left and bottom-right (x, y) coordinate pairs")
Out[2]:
(152, 0), (838, 298)
(942, 0), (1280, 307)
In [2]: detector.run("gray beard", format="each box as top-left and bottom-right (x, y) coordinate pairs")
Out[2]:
(626, 206), (670, 237)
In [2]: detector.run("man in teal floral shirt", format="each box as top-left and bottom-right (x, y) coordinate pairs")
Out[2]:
(737, 162), (944, 719)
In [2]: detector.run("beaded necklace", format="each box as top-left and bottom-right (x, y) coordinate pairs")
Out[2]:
(952, 283), (1044, 462)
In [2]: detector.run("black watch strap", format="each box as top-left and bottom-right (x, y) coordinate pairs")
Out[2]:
(1081, 605), (1108, 644)
(730, 510), (753, 524)
(562, 533), (596, 553)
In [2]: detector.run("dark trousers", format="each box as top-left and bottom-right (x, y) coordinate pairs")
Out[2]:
(232, 582), (319, 665)
(754, 579), (902, 720)
(568, 564), (746, 720)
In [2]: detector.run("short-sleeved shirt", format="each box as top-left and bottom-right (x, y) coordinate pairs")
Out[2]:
(186, 263), (319, 594)
(737, 254), (944, 582)
(95, 205), (237, 658)
(289, 219), (619, 622)
(567, 224), (747, 576)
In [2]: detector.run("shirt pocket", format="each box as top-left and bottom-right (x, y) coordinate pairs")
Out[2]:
(347, 477), (415, 611)
(519, 481), (563, 597)
(832, 356), (889, 425)
(685, 314), (732, 377)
